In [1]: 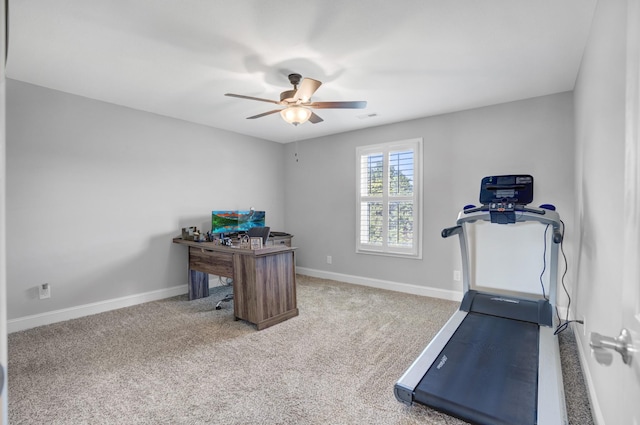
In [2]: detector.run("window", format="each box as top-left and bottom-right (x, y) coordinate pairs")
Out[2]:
(356, 138), (422, 258)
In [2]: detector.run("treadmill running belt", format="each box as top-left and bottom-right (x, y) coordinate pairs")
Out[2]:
(414, 312), (539, 425)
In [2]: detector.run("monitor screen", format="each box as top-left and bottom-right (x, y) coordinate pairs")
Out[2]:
(212, 210), (266, 234)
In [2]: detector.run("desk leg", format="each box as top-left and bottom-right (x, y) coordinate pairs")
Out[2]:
(188, 270), (209, 300)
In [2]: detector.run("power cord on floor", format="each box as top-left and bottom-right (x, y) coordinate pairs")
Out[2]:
(554, 319), (584, 335)
(215, 276), (233, 310)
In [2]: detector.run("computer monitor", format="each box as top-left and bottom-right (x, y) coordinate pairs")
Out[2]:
(211, 210), (266, 234)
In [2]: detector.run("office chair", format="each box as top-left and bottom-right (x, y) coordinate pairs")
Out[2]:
(215, 226), (270, 310)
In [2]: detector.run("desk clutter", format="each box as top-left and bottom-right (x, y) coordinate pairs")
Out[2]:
(181, 226), (202, 241)
(180, 227), (292, 248)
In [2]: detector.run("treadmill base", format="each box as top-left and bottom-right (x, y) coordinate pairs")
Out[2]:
(414, 313), (539, 425)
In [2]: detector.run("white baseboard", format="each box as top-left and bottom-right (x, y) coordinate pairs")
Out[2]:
(8, 285), (187, 333)
(572, 327), (605, 425)
(296, 267), (463, 302)
(8, 270), (459, 334)
(557, 306), (568, 322)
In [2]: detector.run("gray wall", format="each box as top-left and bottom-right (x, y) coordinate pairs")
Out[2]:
(6, 81), (577, 321)
(284, 92), (576, 294)
(6, 80), (286, 320)
(573, 0), (628, 422)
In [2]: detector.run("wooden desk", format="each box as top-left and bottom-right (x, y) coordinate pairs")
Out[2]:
(172, 238), (298, 330)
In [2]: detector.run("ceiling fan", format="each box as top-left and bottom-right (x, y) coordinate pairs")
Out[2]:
(225, 73), (367, 126)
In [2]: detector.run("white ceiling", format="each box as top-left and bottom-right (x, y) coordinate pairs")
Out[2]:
(6, 0), (597, 144)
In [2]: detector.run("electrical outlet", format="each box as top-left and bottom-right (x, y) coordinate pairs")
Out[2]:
(326, 255), (332, 264)
(453, 270), (461, 281)
(39, 283), (51, 299)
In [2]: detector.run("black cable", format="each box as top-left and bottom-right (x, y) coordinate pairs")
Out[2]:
(539, 224), (549, 300)
(555, 219), (572, 334)
(554, 319), (583, 335)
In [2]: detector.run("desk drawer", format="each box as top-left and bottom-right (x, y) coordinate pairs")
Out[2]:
(189, 247), (234, 277)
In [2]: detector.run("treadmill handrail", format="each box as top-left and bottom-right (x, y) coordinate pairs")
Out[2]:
(457, 207), (561, 233)
(453, 205), (563, 312)
(441, 225), (462, 239)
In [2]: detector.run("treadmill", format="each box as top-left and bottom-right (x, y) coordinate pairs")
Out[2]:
(394, 175), (568, 425)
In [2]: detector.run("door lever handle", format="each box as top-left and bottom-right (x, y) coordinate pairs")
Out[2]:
(590, 328), (633, 365)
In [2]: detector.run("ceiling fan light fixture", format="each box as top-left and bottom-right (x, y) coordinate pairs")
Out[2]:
(280, 106), (311, 126)
(227, 73), (366, 124)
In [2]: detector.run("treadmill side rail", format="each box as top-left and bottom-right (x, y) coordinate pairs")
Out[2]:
(394, 310), (468, 404)
(538, 326), (569, 425)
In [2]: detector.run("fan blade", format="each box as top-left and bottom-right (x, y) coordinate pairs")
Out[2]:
(246, 110), (281, 119)
(293, 78), (322, 102)
(225, 93), (279, 105)
(309, 112), (324, 124)
(308, 101), (367, 109)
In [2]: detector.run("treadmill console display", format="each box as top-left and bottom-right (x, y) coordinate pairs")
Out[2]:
(480, 175), (534, 224)
(479, 175), (533, 206)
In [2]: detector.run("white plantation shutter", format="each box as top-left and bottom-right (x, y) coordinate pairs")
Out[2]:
(356, 138), (422, 258)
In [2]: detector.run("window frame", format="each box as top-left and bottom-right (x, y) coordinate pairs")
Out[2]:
(355, 138), (423, 259)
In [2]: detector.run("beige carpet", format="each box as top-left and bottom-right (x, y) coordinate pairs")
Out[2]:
(8, 275), (593, 424)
